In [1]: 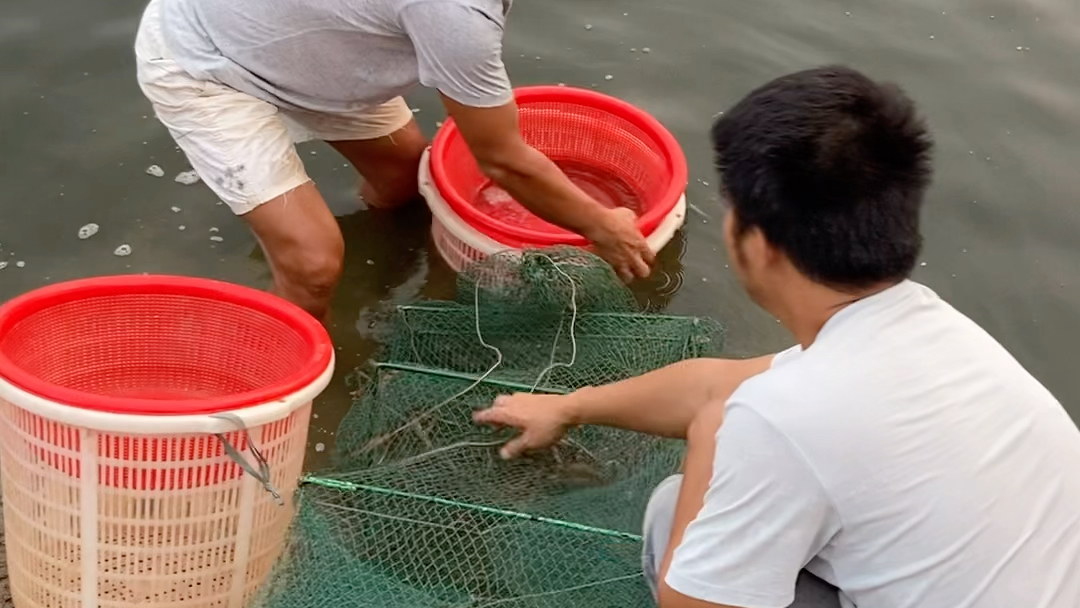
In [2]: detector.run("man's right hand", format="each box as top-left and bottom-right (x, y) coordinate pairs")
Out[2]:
(586, 207), (655, 282)
(472, 393), (577, 460)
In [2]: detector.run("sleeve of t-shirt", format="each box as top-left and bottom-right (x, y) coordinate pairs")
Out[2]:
(399, 1), (513, 108)
(665, 402), (839, 608)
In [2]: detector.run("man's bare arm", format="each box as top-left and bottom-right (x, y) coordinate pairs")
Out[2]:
(473, 356), (774, 459)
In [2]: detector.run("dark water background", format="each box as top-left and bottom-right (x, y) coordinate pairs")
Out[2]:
(2, 0), (1078, 468)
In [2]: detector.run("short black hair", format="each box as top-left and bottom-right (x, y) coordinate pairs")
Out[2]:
(712, 65), (933, 290)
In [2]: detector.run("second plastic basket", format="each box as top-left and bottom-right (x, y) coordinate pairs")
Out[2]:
(421, 85), (689, 272)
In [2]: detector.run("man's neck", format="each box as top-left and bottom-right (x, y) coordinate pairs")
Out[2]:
(770, 278), (901, 349)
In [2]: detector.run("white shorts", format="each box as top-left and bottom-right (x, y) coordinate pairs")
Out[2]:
(133, 0), (415, 215)
(641, 474), (842, 607)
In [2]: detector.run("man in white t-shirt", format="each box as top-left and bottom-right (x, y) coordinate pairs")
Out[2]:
(133, 0), (652, 321)
(474, 66), (1080, 608)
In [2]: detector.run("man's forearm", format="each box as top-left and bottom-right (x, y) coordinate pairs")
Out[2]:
(563, 356), (774, 439)
(478, 145), (613, 239)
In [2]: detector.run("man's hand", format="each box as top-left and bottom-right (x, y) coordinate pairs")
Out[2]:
(586, 207), (655, 282)
(441, 94), (654, 281)
(472, 393), (576, 459)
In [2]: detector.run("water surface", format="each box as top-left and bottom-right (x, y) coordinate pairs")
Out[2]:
(1, 0), (1078, 468)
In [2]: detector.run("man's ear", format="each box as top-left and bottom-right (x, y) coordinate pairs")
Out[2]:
(741, 226), (778, 270)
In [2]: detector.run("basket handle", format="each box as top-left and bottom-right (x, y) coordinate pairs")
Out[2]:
(212, 412), (285, 506)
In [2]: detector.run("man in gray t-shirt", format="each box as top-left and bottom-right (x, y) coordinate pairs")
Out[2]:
(134, 0), (653, 321)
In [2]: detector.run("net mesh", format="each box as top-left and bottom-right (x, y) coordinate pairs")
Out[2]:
(254, 248), (726, 608)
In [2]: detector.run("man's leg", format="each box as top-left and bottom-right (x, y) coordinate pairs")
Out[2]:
(286, 99), (428, 209)
(641, 474), (841, 608)
(136, 10), (343, 320)
(329, 119), (428, 209)
(240, 183), (344, 321)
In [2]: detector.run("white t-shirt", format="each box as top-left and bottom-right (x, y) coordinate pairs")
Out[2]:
(160, 0), (514, 113)
(667, 280), (1080, 608)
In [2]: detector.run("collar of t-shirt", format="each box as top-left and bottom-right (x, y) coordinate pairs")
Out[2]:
(776, 279), (920, 362)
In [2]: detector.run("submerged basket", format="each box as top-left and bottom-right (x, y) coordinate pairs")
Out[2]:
(421, 86), (688, 271)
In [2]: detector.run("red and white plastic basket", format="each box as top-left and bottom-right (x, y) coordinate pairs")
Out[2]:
(0, 276), (334, 608)
(420, 85), (689, 271)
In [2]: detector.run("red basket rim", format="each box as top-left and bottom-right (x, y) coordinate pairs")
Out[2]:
(430, 85), (689, 248)
(0, 275), (333, 416)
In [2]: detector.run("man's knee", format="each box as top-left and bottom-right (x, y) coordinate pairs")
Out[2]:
(279, 244), (344, 297)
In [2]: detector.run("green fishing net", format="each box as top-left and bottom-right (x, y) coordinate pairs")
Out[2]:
(255, 247), (726, 608)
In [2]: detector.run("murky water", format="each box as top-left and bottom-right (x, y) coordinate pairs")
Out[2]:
(1, 0), (1078, 470)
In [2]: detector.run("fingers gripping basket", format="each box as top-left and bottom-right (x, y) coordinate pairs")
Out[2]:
(420, 85), (690, 271)
(0, 276), (334, 608)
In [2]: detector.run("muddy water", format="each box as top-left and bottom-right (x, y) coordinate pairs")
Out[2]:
(1, 0), (1078, 471)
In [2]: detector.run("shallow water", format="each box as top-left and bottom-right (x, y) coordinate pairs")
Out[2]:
(1, 0), (1078, 469)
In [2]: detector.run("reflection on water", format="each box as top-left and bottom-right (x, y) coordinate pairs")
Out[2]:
(1, 0), (1078, 469)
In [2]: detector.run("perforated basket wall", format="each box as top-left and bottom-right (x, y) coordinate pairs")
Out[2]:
(0, 275), (333, 608)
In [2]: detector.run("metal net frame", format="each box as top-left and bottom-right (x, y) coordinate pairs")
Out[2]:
(254, 248), (726, 608)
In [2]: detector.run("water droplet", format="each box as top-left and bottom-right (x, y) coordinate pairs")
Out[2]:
(315, 443), (326, 453)
(209, 227), (220, 233)
(210, 236), (224, 242)
(605, 74), (614, 81)
(146, 165), (165, 178)
(929, 35), (935, 40)
(174, 170), (200, 185)
(366, 259), (375, 265)
(179, 225), (186, 231)
(920, 262), (928, 267)
(0, 262), (6, 270)
(15, 261), (25, 268)
(584, 24), (593, 30)
(171, 206), (182, 213)
(642, 47), (651, 53)
(78, 223), (99, 240)
(114, 244), (132, 257)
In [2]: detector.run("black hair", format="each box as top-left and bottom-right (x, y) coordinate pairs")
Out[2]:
(712, 65), (933, 290)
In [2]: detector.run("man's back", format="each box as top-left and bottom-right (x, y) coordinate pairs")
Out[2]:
(160, 0), (512, 112)
(738, 280), (1080, 607)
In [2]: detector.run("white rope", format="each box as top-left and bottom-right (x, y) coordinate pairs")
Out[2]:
(369, 251), (581, 450)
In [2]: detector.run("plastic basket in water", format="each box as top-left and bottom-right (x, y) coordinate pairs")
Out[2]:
(0, 275), (334, 608)
(421, 86), (688, 271)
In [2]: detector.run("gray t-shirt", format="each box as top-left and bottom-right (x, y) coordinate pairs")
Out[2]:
(160, 0), (514, 113)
